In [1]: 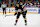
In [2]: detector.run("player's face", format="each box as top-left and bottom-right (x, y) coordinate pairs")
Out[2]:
(16, 4), (19, 7)
(3, 2), (5, 4)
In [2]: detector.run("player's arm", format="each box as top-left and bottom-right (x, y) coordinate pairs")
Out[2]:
(14, 8), (17, 15)
(1, 5), (2, 8)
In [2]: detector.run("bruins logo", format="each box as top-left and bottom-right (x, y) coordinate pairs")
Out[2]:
(18, 9), (22, 12)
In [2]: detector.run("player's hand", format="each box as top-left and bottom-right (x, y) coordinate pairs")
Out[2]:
(14, 13), (17, 16)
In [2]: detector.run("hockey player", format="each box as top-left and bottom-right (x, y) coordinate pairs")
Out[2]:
(1, 2), (7, 15)
(14, 3), (27, 25)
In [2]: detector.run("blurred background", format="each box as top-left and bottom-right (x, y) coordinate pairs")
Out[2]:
(0, 0), (40, 7)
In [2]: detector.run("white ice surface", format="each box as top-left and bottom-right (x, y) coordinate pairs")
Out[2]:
(0, 13), (40, 27)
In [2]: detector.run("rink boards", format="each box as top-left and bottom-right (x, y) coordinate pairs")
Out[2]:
(0, 7), (40, 14)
